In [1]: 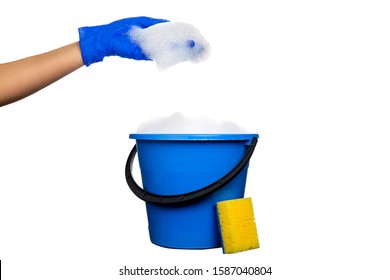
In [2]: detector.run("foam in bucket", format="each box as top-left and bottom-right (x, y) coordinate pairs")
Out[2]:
(136, 112), (249, 134)
(129, 22), (211, 70)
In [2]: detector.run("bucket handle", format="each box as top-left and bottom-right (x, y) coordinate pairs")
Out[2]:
(125, 137), (258, 205)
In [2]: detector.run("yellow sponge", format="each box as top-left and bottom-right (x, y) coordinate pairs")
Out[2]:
(216, 197), (260, 254)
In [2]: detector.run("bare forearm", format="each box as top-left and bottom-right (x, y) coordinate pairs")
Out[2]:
(0, 42), (84, 106)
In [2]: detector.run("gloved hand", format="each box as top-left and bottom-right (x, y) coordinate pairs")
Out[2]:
(78, 16), (168, 66)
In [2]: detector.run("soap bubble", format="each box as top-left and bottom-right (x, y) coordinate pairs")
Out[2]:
(129, 22), (211, 70)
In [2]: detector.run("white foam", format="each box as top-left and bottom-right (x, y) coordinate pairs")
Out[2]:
(136, 112), (249, 134)
(129, 22), (211, 70)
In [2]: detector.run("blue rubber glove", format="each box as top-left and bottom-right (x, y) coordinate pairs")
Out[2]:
(78, 17), (168, 66)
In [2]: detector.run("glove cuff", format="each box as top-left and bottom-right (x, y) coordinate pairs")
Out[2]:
(78, 26), (106, 67)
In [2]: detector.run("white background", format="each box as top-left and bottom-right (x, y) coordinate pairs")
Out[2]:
(1, 0), (390, 279)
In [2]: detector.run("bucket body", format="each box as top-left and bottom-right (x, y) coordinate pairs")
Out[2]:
(129, 134), (258, 249)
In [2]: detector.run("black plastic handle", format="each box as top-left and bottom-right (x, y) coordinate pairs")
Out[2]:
(125, 137), (258, 205)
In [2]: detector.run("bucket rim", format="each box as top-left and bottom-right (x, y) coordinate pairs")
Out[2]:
(129, 133), (259, 141)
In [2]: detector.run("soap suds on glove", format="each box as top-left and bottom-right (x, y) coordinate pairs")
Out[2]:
(136, 112), (248, 134)
(129, 22), (211, 70)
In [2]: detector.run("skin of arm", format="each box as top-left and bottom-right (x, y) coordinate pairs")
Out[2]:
(0, 42), (84, 107)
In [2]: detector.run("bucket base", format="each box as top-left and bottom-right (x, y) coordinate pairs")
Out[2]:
(150, 231), (222, 250)
(151, 241), (221, 250)
(146, 199), (222, 249)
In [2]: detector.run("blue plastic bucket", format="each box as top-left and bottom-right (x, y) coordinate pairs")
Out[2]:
(125, 134), (259, 249)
